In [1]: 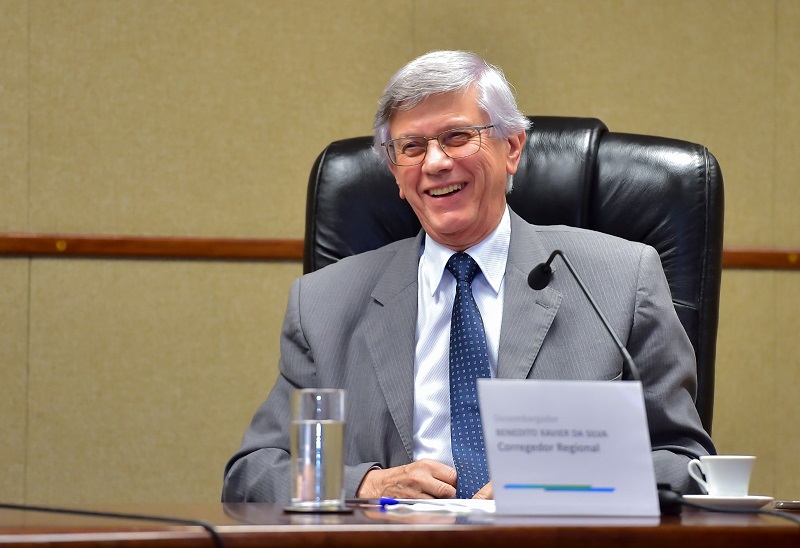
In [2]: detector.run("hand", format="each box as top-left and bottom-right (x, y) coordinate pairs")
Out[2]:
(472, 481), (493, 500)
(357, 459), (458, 499)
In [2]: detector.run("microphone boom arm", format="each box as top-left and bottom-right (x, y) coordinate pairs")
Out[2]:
(536, 250), (641, 382)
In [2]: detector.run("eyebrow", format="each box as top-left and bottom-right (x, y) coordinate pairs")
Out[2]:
(392, 124), (480, 139)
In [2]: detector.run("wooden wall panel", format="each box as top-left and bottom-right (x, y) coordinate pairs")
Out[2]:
(3, 0), (798, 505)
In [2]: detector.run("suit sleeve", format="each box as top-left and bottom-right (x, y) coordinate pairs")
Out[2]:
(629, 246), (716, 493)
(221, 277), (377, 503)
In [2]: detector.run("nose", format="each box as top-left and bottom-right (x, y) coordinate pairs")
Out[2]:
(421, 139), (453, 174)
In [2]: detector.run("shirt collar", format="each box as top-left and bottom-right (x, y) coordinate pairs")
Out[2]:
(421, 206), (510, 296)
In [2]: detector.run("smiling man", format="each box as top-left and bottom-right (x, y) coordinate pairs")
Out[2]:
(384, 87), (524, 252)
(222, 51), (715, 503)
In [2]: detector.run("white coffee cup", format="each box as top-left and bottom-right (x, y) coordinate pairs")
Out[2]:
(687, 455), (755, 496)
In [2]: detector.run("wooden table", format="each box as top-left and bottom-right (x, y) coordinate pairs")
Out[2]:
(1, 503), (798, 547)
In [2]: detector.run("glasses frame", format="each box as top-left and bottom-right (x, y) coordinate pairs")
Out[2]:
(381, 125), (495, 167)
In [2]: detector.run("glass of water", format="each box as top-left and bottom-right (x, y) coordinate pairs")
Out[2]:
(288, 388), (346, 511)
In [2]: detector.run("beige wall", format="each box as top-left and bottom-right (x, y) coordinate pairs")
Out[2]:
(1, 0), (798, 504)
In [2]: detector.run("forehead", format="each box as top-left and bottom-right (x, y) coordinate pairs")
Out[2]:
(389, 88), (489, 137)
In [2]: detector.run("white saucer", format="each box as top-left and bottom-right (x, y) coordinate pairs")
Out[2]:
(683, 495), (773, 510)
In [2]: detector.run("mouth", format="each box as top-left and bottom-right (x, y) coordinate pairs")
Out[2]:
(427, 183), (464, 197)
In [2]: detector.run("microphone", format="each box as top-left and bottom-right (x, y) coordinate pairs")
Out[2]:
(527, 249), (641, 382)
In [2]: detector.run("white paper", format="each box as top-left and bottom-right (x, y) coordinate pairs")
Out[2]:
(384, 499), (495, 514)
(478, 379), (658, 517)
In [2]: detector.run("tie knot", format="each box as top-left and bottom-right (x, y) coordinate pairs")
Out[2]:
(446, 253), (480, 284)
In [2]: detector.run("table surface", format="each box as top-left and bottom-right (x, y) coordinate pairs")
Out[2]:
(1, 502), (799, 548)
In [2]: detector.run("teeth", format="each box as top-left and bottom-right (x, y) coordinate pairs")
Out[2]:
(429, 184), (464, 196)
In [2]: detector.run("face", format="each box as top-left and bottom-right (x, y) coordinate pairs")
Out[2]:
(387, 87), (525, 251)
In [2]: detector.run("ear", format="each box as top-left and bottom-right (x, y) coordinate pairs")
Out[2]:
(387, 163), (406, 200)
(505, 130), (526, 175)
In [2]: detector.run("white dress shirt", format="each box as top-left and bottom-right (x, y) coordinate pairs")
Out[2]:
(412, 207), (510, 466)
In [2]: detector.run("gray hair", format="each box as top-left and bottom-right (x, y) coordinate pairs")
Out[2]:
(373, 51), (530, 180)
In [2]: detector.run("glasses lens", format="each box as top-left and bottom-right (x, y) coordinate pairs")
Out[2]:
(388, 137), (428, 166)
(439, 127), (482, 159)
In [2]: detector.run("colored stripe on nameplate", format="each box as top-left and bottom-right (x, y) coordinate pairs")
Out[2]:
(504, 484), (615, 492)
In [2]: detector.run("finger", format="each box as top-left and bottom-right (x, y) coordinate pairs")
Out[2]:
(402, 461), (456, 499)
(472, 481), (493, 500)
(414, 460), (457, 498)
(423, 460), (458, 487)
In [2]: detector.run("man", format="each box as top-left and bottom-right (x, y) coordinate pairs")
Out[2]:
(222, 50), (715, 503)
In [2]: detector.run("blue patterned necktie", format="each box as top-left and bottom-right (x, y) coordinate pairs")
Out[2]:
(445, 252), (491, 498)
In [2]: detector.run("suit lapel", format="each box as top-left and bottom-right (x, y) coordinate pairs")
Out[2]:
(498, 211), (563, 380)
(364, 234), (423, 461)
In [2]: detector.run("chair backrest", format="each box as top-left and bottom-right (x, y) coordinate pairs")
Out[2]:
(304, 116), (724, 432)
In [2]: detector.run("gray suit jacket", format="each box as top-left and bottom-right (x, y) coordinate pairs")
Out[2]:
(222, 210), (715, 503)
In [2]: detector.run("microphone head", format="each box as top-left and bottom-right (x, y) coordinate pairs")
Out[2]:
(528, 263), (553, 290)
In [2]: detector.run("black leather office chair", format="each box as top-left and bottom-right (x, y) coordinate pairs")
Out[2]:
(304, 116), (724, 433)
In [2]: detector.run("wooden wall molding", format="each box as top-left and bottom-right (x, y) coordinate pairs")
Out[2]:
(1, 233), (799, 270)
(722, 248), (800, 270)
(0, 233), (303, 261)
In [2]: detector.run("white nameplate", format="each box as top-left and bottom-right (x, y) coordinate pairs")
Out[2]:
(478, 379), (658, 517)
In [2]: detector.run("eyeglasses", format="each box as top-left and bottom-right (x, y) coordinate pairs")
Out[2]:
(381, 125), (495, 167)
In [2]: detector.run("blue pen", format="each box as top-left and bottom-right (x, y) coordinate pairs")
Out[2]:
(379, 497), (399, 506)
(345, 497), (401, 506)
